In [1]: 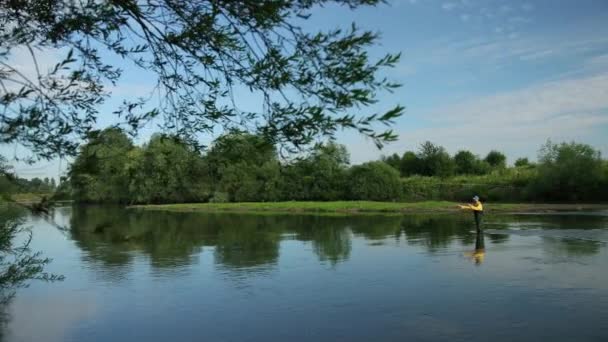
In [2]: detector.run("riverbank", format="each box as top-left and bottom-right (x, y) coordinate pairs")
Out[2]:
(131, 201), (608, 214)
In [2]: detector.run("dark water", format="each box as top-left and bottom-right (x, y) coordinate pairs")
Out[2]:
(2, 206), (608, 342)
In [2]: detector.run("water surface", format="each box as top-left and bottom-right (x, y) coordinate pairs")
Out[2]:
(2, 206), (608, 341)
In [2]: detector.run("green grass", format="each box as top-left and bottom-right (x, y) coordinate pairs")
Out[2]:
(9, 193), (52, 203)
(131, 201), (608, 214)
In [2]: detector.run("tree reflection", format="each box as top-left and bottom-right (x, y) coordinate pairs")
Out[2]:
(541, 237), (602, 258)
(293, 216), (352, 265)
(400, 215), (474, 252)
(349, 215), (402, 241)
(70, 206), (210, 270)
(67, 207), (526, 275)
(213, 215), (282, 270)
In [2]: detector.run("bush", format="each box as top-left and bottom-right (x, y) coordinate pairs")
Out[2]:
(209, 192), (229, 203)
(348, 162), (402, 201)
(529, 141), (605, 201)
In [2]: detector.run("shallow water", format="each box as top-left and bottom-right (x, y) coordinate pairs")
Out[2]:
(2, 206), (608, 342)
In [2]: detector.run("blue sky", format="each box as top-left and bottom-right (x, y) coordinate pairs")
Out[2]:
(5, 0), (608, 179)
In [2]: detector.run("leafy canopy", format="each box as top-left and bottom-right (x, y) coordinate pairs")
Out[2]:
(1, 0), (402, 160)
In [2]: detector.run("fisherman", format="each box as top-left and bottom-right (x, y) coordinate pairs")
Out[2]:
(459, 195), (483, 231)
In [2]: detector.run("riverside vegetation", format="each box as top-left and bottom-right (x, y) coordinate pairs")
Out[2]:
(41, 128), (608, 205)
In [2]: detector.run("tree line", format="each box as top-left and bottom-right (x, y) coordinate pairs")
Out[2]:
(381, 142), (530, 177)
(68, 128), (400, 203)
(67, 128), (608, 204)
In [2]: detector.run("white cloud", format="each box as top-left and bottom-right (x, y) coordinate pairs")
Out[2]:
(460, 13), (470, 22)
(345, 73), (608, 163)
(399, 73), (608, 156)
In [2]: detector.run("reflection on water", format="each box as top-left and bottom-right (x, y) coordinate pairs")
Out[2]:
(67, 206), (506, 271)
(1, 205), (607, 342)
(464, 230), (485, 265)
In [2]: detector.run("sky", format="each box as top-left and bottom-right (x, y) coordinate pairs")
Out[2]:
(4, 0), (608, 179)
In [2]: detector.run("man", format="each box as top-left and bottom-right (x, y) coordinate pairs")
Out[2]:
(459, 195), (484, 231)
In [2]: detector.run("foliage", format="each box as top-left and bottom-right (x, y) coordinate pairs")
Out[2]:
(484, 150), (507, 169)
(529, 141), (606, 201)
(400, 151), (421, 176)
(66, 133), (608, 204)
(206, 132), (280, 202)
(1, 0), (402, 160)
(514, 157), (530, 167)
(347, 161), (402, 201)
(69, 128), (134, 203)
(381, 153), (401, 170)
(280, 142), (350, 201)
(416, 141), (455, 177)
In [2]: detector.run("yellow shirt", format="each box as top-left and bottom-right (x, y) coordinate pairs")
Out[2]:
(460, 201), (483, 211)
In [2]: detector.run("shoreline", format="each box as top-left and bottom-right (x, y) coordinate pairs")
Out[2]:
(129, 201), (608, 215)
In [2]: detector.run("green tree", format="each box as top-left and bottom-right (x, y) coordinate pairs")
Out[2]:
(51, 176), (72, 201)
(484, 150), (507, 169)
(348, 161), (402, 201)
(514, 157), (530, 167)
(531, 141), (605, 201)
(454, 150), (477, 175)
(454, 150), (490, 175)
(400, 151), (421, 177)
(282, 142), (350, 201)
(69, 128), (134, 203)
(0, 156), (15, 197)
(1, 0), (402, 160)
(381, 153), (402, 171)
(417, 142), (455, 177)
(129, 135), (210, 204)
(206, 132), (280, 202)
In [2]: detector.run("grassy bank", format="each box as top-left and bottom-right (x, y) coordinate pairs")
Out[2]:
(131, 201), (608, 214)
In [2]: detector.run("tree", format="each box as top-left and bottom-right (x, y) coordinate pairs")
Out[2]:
(514, 157), (530, 167)
(484, 150), (507, 169)
(381, 153), (401, 171)
(281, 142), (350, 201)
(1, 0), (402, 160)
(400, 151), (420, 177)
(128, 134), (210, 203)
(454, 150), (477, 175)
(454, 150), (490, 175)
(417, 142), (455, 177)
(205, 132), (280, 202)
(0, 156), (15, 196)
(348, 161), (402, 201)
(69, 128), (134, 203)
(531, 141), (605, 201)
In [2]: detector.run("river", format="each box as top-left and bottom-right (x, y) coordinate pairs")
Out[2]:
(1, 205), (608, 341)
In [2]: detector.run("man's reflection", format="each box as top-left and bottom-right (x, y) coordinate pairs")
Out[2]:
(464, 230), (485, 265)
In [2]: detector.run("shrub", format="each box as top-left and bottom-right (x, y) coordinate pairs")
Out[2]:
(348, 162), (402, 201)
